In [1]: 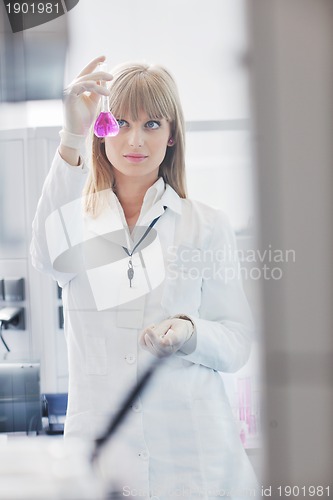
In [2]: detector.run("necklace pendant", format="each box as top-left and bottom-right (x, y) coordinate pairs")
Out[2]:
(127, 259), (134, 288)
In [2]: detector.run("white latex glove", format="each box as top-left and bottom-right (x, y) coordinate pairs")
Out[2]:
(139, 317), (194, 358)
(63, 55), (113, 135)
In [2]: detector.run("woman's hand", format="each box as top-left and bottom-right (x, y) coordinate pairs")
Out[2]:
(63, 55), (113, 136)
(139, 317), (194, 358)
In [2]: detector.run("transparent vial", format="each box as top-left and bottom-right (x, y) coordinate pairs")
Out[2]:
(94, 62), (119, 138)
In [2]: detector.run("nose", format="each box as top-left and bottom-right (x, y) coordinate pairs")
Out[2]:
(128, 125), (143, 148)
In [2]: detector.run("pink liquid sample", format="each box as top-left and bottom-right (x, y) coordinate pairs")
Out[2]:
(94, 112), (119, 138)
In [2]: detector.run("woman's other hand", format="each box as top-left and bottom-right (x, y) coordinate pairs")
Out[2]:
(63, 55), (113, 136)
(139, 317), (194, 357)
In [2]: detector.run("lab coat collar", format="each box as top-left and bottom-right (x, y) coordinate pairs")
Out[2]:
(142, 177), (165, 210)
(139, 179), (182, 224)
(84, 178), (182, 240)
(162, 184), (182, 215)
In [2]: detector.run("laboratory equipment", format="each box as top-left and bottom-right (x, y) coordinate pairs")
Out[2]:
(94, 63), (119, 138)
(0, 362), (41, 433)
(41, 393), (68, 434)
(3, 277), (24, 301)
(0, 1), (67, 101)
(0, 306), (24, 351)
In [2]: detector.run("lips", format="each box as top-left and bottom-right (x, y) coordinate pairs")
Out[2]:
(124, 154), (147, 158)
(123, 153), (148, 163)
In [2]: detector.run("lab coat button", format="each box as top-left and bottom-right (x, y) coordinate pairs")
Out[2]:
(125, 354), (136, 364)
(139, 450), (149, 460)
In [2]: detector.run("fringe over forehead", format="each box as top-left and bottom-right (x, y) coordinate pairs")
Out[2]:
(108, 62), (180, 123)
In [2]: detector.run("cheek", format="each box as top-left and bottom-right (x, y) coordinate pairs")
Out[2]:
(104, 140), (118, 163)
(154, 137), (169, 157)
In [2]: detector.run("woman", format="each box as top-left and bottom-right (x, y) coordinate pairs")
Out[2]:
(31, 56), (258, 499)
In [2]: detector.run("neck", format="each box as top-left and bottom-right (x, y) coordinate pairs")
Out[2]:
(113, 171), (158, 218)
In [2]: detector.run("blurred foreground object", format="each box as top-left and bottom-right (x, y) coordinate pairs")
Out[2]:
(0, 438), (106, 500)
(247, 0), (333, 489)
(0, 358), (163, 499)
(0, 1), (68, 101)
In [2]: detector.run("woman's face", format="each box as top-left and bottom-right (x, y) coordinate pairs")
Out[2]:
(104, 111), (171, 183)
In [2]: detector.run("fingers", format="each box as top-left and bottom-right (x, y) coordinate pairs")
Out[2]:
(161, 328), (175, 342)
(65, 56), (113, 101)
(139, 323), (178, 358)
(77, 55), (107, 78)
(145, 331), (173, 357)
(138, 326), (152, 349)
(145, 325), (171, 348)
(159, 329), (181, 350)
(147, 320), (172, 338)
(65, 80), (111, 98)
(139, 330), (165, 357)
(144, 333), (156, 352)
(75, 71), (113, 85)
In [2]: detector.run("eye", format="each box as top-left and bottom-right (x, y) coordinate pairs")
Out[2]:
(145, 120), (161, 129)
(117, 119), (128, 128)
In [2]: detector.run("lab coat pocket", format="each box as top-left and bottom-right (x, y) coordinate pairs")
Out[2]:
(193, 398), (229, 417)
(192, 399), (254, 490)
(193, 399), (240, 456)
(161, 244), (203, 315)
(192, 400), (224, 459)
(84, 335), (108, 375)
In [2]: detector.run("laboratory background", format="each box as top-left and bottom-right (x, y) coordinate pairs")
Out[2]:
(0, 0), (333, 498)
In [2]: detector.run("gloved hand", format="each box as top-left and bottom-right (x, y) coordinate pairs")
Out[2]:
(63, 55), (113, 136)
(139, 317), (194, 357)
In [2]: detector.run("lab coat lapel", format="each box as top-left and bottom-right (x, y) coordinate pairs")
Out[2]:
(139, 200), (166, 226)
(139, 183), (182, 226)
(83, 190), (128, 248)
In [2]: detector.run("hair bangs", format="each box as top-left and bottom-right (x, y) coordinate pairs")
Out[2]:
(109, 67), (175, 123)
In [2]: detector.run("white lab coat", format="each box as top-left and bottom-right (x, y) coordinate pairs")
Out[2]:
(31, 152), (259, 499)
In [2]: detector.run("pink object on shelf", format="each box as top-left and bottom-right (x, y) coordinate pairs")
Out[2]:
(240, 427), (246, 446)
(238, 376), (251, 426)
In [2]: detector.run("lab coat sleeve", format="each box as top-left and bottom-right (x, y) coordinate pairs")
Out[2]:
(178, 211), (254, 373)
(30, 150), (89, 286)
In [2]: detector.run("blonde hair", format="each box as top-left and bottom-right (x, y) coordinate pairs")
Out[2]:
(83, 62), (187, 216)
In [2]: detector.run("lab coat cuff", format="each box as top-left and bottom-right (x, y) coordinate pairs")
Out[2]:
(59, 128), (87, 149)
(171, 314), (197, 355)
(56, 148), (89, 173)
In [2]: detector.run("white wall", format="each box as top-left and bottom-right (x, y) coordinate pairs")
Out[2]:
(1, 0), (249, 124)
(65, 0), (249, 121)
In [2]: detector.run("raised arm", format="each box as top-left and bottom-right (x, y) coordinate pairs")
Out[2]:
(30, 56), (113, 284)
(59, 55), (113, 165)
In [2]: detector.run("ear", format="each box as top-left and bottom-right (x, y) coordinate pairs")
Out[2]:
(167, 137), (175, 147)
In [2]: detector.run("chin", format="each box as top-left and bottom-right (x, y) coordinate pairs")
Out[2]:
(116, 165), (159, 179)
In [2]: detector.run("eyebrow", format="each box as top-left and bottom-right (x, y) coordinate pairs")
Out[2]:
(118, 115), (165, 122)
